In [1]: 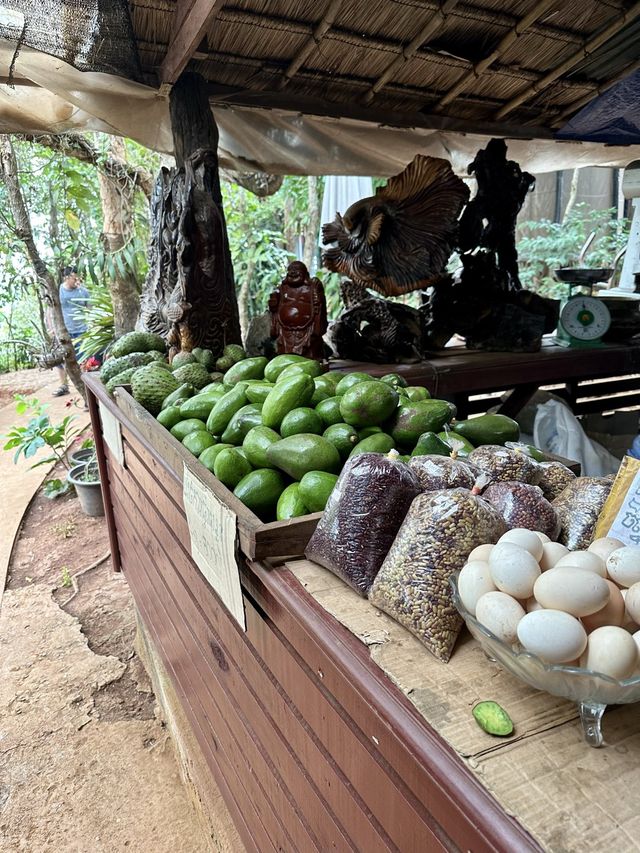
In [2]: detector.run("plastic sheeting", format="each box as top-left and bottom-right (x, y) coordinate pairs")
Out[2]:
(3, 44), (640, 176)
(319, 175), (373, 245)
(558, 69), (640, 146)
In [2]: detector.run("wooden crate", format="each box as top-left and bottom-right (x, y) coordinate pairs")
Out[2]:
(85, 373), (539, 853)
(84, 375), (321, 560)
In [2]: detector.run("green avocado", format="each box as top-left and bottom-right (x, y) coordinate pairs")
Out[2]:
(380, 373), (408, 389)
(276, 483), (309, 520)
(161, 382), (195, 410)
(199, 443), (233, 472)
(437, 431), (474, 457)
(214, 447), (253, 490)
(335, 372), (375, 396)
(233, 469), (287, 520)
(261, 373), (314, 430)
(242, 426), (281, 469)
(264, 354), (313, 383)
(221, 403), (263, 445)
(280, 407), (324, 438)
(276, 360), (324, 382)
(182, 430), (215, 457)
(315, 396), (343, 427)
(339, 380), (399, 428)
(205, 383), (248, 435)
(358, 426), (383, 439)
(245, 382), (275, 404)
(454, 413), (520, 447)
(157, 405), (184, 431)
(199, 381), (225, 396)
(267, 434), (341, 480)
(411, 431), (452, 457)
(298, 471), (339, 513)
(389, 400), (453, 449)
(178, 393), (221, 421)
(323, 423), (359, 460)
(403, 386), (431, 402)
(170, 418), (208, 441)
(222, 356), (268, 386)
(349, 433), (395, 458)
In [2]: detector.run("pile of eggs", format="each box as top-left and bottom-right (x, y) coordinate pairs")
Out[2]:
(458, 531), (640, 679)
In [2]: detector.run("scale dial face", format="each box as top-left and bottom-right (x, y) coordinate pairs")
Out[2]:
(560, 296), (611, 340)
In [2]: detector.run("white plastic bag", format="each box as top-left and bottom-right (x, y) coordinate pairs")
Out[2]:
(533, 400), (619, 477)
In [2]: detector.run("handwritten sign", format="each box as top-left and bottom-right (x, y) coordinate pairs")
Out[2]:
(99, 400), (124, 467)
(183, 464), (246, 630)
(605, 468), (640, 546)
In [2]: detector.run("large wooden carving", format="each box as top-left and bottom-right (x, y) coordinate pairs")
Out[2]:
(137, 73), (241, 356)
(321, 155), (469, 296)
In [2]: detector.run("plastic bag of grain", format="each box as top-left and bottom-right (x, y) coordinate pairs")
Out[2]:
(368, 488), (507, 661)
(468, 444), (541, 485)
(536, 460), (577, 501)
(408, 455), (477, 491)
(552, 476), (614, 550)
(305, 451), (420, 596)
(482, 481), (560, 539)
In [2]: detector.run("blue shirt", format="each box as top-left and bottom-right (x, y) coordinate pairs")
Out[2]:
(59, 284), (89, 338)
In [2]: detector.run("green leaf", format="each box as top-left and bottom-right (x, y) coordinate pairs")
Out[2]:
(43, 478), (73, 499)
(64, 208), (81, 231)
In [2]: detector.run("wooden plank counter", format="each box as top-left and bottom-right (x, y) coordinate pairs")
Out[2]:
(85, 374), (639, 852)
(333, 339), (640, 417)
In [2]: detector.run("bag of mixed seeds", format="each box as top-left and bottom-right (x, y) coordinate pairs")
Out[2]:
(483, 481), (560, 539)
(305, 451), (420, 596)
(468, 445), (541, 485)
(537, 460), (577, 501)
(368, 488), (507, 662)
(408, 455), (477, 492)
(552, 476), (614, 550)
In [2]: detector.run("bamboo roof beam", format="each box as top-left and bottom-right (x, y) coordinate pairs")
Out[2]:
(551, 57), (640, 127)
(160, 0), (225, 87)
(276, 0), (344, 90)
(495, 1), (640, 120)
(361, 0), (460, 105)
(435, 0), (557, 111)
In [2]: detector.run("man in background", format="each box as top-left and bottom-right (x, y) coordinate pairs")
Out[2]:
(48, 266), (90, 397)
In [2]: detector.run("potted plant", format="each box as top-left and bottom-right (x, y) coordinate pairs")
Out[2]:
(70, 437), (95, 467)
(67, 451), (104, 516)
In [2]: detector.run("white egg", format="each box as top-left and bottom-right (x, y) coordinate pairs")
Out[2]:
(633, 629), (640, 658)
(535, 531), (551, 544)
(499, 529), (544, 562)
(606, 547), (640, 588)
(623, 582), (640, 625)
(458, 561), (496, 616)
(490, 547), (541, 599)
(554, 550), (607, 577)
(581, 580), (625, 632)
(581, 626), (639, 679)
(525, 596), (544, 613)
(475, 592), (525, 644)
(588, 536), (625, 563)
(621, 589), (640, 632)
(468, 543), (494, 562)
(533, 567), (610, 617)
(517, 610), (587, 663)
(489, 541), (529, 567)
(540, 542), (570, 572)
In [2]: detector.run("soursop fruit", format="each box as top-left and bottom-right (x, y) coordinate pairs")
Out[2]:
(193, 348), (216, 371)
(148, 350), (167, 363)
(105, 367), (138, 394)
(139, 332), (166, 352)
(223, 344), (246, 363)
(110, 332), (151, 358)
(100, 351), (155, 384)
(216, 355), (234, 373)
(131, 366), (179, 416)
(172, 362), (211, 389)
(171, 351), (197, 370)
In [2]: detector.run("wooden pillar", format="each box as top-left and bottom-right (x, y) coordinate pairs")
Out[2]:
(169, 72), (241, 350)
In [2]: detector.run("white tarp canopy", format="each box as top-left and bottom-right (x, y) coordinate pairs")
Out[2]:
(3, 44), (640, 177)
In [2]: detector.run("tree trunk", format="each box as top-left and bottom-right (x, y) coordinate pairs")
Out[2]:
(168, 72), (241, 347)
(562, 167), (581, 224)
(303, 175), (320, 271)
(0, 136), (84, 399)
(97, 136), (141, 336)
(283, 194), (297, 255)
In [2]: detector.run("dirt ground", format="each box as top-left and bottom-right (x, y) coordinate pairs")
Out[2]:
(0, 366), (57, 405)
(0, 369), (212, 852)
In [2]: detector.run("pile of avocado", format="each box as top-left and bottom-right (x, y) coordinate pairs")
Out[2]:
(146, 349), (523, 522)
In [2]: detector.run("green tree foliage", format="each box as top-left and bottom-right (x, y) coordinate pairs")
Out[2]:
(517, 204), (630, 298)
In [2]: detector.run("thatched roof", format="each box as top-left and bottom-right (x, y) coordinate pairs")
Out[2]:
(129, 0), (640, 139)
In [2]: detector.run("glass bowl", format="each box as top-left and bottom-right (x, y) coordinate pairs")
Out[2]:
(450, 575), (640, 747)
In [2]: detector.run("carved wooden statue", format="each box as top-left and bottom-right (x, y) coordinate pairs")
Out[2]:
(268, 261), (327, 360)
(321, 155), (469, 296)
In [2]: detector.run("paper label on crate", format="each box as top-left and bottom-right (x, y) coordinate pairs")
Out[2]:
(604, 468), (640, 546)
(99, 400), (124, 467)
(183, 464), (246, 630)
